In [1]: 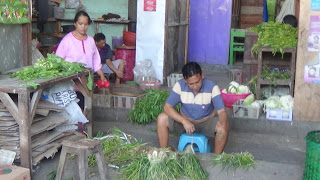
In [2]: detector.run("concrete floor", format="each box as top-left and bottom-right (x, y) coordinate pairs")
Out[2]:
(32, 63), (319, 180)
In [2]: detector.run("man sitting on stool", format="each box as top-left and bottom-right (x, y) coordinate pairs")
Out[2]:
(94, 33), (124, 86)
(157, 62), (229, 154)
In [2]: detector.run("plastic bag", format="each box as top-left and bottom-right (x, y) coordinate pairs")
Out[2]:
(65, 0), (79, 9)
(65, 101), (88, 123)
(31, 39), (44, 65)
(42, 81), (77, 107)
(133, 59), (157, 84)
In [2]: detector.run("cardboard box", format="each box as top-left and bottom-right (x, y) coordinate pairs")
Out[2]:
(0, 164), (30, 180)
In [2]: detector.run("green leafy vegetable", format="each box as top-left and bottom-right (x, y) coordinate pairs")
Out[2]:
(250, 22), (297, 57)
(127, 89), (181, 125)
(10, 53), (86, 88)
(87, 72), (93, 90)
(243, 94), (254, 106)
(261, 66), (291, 86)
(211, 152), (256, 172)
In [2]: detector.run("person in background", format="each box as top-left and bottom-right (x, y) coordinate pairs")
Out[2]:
(94, 33), (124, 86)
(157, 62), (229, 154)
(55, 11), (107, 130)
(282, 14), (298, 28)
(55, 11), (107, 83)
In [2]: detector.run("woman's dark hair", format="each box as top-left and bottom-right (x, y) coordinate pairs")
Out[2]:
(283, 15), (297, 28)
(94, 33), (105, 42)
(74, 11), (91, 25)
(182, 62), (202, 79)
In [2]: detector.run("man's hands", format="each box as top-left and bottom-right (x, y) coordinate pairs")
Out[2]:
(115, 70), (124, 78)
(182, 119), (195, 135)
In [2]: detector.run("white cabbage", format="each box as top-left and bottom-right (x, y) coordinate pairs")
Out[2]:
(279, 95), (294, 110)
(237, 85), (251, 94)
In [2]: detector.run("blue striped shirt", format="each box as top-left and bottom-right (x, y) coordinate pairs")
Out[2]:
(166, 78), (225, 120)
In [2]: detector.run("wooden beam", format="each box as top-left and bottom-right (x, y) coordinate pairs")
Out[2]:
(18, 92), (32, 169)
(184, 0), (190, 64)
(79, 75), (91, 97)
(163, 0), (169, 83)
(30, 89), (43, 121)
(0, 92), (20, 124)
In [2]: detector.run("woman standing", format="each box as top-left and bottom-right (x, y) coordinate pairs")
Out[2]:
(55, 11), (107, 82)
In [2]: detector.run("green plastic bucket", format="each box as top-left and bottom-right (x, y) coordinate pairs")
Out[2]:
(303, 130), (320, 180)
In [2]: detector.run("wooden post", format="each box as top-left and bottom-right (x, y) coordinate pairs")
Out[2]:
(184, 0), (190, 64)
(18, 92), (32, 169)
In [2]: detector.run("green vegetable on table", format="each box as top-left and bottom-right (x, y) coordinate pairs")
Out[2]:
(250, 22), (297, 57)
(10, 53), (86, 88)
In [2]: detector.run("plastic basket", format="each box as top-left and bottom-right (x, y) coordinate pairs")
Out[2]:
(304, 130), (320, 180)
(93, 88), (112, 108)
(167, 73), (183, 87)
(139, 81), (161, 91)
(266, 108), (293, 121)
(221, 89), (251, 108)
(123, 31), (136, 46)
(232, 99), (262, 119)
(112, 94), (144, 109)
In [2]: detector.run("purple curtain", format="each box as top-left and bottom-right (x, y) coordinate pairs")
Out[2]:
(188, 0), (232, 65)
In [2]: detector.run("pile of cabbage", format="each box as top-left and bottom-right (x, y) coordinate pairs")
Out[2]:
(263, 95), (294, 111)
(240, 94), (263, 110)
(222, 81), (251, 94)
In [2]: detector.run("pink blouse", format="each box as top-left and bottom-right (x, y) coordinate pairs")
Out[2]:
(55, 32), (102, 72)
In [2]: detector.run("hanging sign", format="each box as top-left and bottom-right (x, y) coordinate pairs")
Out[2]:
(308, 16), (320, 52)
(304, 54), (320, 84)
(311, 0), (320, 10)
(144, 0), (156, 12)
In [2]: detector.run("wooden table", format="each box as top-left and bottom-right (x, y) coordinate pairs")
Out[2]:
(0, 70), (93, 170)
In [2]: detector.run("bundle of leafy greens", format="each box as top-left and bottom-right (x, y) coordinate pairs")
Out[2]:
(250, 22), (297, 57)
(88, 129), (145, 169)
(212, 152), (256, 172)
(121, 148), (208, 180)
(127, 89), (181, 125)
(10, 53), (86, 88)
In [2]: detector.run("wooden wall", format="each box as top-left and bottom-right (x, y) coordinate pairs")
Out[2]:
(164, 0), (189, 80)
(294, 0), (320, 122)
(240, 0), (263, 29)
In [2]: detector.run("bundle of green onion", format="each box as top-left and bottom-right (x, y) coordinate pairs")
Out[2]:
(88, 129), (145, 168)
(211, 151), (256, 172)
(121, 148), (208, 180)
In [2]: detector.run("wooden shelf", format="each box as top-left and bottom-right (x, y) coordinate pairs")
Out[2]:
(56, 18), (131, 24)
(32, 17), (58, 22)
(33, 32), (66, 38)
(258, 79), (292, 86)
(256, 47), (297, 99)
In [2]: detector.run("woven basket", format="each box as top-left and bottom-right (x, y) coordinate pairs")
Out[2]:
(303, 130), (320, 180)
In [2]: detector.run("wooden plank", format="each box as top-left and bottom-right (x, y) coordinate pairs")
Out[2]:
(241, 6), (263, 15)
(18, 92), (31, 169)
(30, 89), (42, 121)
(241, 0), (264, 7)
(293, 0), (320, 122)
(0, 93), (19, 124)
(240, 15), (262, 29)
(184, 0), (190, 64)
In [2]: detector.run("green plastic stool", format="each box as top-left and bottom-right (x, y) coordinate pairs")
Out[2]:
(229, 29), (245, 65)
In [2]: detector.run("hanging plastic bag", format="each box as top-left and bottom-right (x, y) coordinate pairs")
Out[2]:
(31, 39), (44, 65)
(133, 59), (157, 84)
